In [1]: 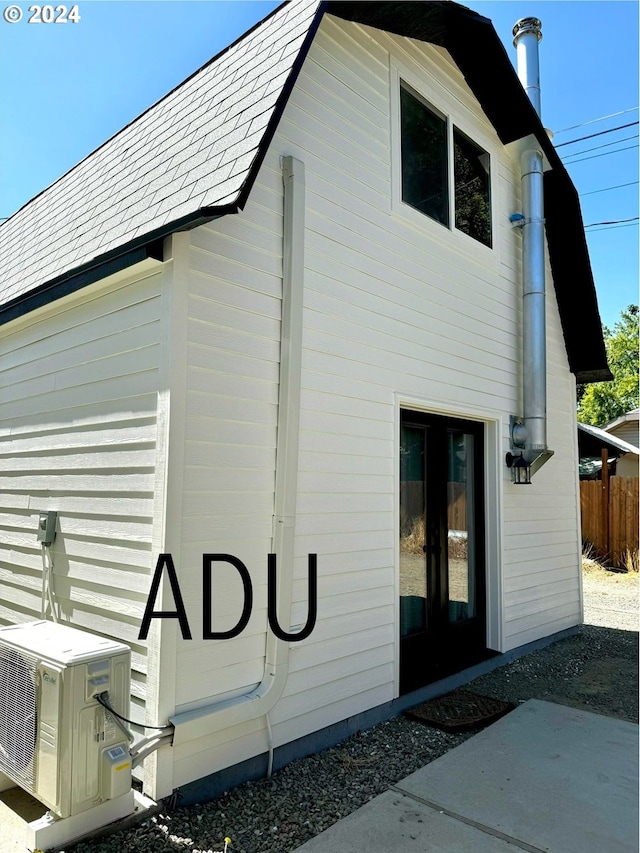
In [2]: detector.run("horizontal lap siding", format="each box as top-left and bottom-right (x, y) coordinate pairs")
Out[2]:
(172, 15), (581, 782)
(608, 421), (639, 447)
(0, 272), (163, 720)
(365, 25), (581, 650)
(276, 15), (580, 722)
(276, 19), (515, 740)
(172, 166), (283, 721)
(502, 275), (581, 648)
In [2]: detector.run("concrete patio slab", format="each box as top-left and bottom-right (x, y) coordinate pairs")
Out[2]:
(292, 787), (525, 851)
(294, 700), (639, 853)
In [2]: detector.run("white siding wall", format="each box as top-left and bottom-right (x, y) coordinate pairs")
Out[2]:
(174, 201), (284, 701)
(0, 266), (163, 727)
(502, 266), (581, 647)
(273, 20), (504, 739)
(163, 173), (284, 790)
(167, 16), (581, 787)
(0, 15), (585, 801)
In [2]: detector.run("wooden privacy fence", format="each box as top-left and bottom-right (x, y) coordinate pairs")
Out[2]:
(580, 476), (639, 567)
(447, 482), (467, 531)
(399, 482), (468, 534)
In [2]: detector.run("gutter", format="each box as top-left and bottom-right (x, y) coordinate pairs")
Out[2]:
(0, 243), (164, 327)
(170, 156), (305, 748)
(0, 207), (239, 328)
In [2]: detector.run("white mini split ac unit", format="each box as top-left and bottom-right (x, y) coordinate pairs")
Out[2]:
(0, 620), (132, 820)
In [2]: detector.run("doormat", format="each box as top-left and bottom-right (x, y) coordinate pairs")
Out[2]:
(405, 689), (516, 733)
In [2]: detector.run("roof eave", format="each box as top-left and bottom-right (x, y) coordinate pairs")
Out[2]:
(575, 368), (615, 385)
(578, 422), (640, 457)
(0, 206), (236, 327)
(605, 408), (640, 428)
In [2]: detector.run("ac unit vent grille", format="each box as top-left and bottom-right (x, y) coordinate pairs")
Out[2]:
(0, 646), (38, 791)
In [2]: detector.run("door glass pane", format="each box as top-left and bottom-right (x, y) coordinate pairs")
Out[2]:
(400, 425), (427, 636)
(447, 431), (476, 622)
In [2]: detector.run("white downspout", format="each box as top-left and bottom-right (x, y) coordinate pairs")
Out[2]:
(170, 156), (305, 746)
(510, 18), (553, 478)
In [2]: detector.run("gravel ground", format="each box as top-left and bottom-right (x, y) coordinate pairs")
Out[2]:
(64, 563), (638, 853)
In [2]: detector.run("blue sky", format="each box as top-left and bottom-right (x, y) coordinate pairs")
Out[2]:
(1, 0), (637, 328)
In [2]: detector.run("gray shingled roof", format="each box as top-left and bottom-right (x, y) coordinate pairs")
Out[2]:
(0, 0), (611, 382)
(578, 422), (640, 457)
(0, 0), (318, 308)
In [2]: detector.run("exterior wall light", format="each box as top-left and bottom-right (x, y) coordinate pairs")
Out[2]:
(506, 451), (532, 485)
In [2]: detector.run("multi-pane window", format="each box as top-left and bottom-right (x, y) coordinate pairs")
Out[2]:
(400, 83), (492, 247)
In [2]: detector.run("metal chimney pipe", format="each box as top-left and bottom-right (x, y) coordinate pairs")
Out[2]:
(513, 18), (542, 115)
(512, 17), (550, 470)
(520, 146), (547, 457)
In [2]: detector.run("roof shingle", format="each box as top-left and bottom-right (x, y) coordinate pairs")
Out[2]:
(0, 0), (319, 308)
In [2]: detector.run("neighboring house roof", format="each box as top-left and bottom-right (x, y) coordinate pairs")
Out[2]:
(577, 422), (640, 459)
(603, 409), (640, 443)
(0, 0), (610, 383)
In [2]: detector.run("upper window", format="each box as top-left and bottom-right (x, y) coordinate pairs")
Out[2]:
(400, 83), (492, 248)
(400, 86), (449, 227)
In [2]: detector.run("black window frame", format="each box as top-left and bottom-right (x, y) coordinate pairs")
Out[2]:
(399, 82), (492, 248)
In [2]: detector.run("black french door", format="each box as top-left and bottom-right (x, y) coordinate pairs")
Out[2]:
(399, 410), (490, 694)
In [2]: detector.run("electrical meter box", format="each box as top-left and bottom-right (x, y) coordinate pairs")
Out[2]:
(37, 511), (57, 545)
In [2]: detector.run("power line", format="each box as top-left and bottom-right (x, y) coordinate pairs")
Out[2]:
(584, 216), (639, 228)
(562, 143), (639, 166)
(561, 133), (639, 161)
(586, 222), (639, 233)
(553, 107), (639, 135)
(557, 117), (639, 230)
(581, 181), (639, 196)
(555, 121), (639, 148)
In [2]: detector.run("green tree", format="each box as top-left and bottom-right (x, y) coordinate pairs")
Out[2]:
(577, 304), (639, 426)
